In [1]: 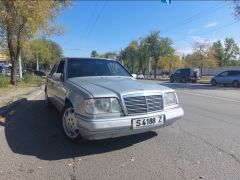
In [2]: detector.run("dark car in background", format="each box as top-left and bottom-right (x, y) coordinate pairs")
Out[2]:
(170, 68), (200, 83)
(211, 70), (240, 87)
(33, 70), (46, 77)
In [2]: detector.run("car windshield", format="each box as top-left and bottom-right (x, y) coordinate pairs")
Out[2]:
(67, 58), (131, 78)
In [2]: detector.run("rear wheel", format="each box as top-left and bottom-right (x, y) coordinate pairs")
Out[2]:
(211, 79), (217, 86)
(181, 77), (187, 83)
(232, 80), (240, 87)
(62, 104), (83, 143)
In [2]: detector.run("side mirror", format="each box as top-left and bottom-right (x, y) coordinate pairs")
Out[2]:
(53, 73), (63, 81)
(132, 74), (137, 78)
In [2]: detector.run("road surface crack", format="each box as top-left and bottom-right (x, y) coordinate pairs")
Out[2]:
(177, 123), (240, 166)
(70, 157), (77, 180)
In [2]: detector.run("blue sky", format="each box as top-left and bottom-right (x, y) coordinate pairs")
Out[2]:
(53, 0), (240, 57)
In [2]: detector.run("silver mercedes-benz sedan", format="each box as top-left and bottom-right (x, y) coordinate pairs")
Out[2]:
(45, 57), (184, 142)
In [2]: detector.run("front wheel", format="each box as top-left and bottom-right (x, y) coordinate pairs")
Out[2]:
(211, 79), (217, 86)
(62, 104), (83, 143)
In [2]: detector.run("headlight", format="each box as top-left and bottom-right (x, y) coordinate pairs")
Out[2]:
(84, 98), (122, 114)
(163, 92), (178, 107)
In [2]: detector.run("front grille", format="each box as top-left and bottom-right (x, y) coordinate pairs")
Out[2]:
(124, 94), (163, 115)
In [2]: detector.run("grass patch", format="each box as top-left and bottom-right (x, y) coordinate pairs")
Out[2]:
(0, 74), (44, 89)
(22, 73), (44, 86)
(0, 75), (10, 88)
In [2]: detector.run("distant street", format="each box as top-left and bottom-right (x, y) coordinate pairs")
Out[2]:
(0, 81), (240, 180)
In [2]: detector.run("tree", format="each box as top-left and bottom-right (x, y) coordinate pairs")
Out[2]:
(204, 48), (218, 68)
(158, 37), (175, 73)
(121, 40), (138, 73)
(231, 0), (240, 19)
(22, 38), (63, 71)
(212, 38), (240, 66)
(212, 40), (224, 67)
(223, 38), (240, 63)
(100, 52), (118, 59)
(184, 52), (201, 68)
(193, 41), (209, 77)
(146, 31), (161, 79)
(137, 37), (150, 75)
(0, 0), (70, 84)
(157, 55), (183, 74)
(91, 50), (99, 58)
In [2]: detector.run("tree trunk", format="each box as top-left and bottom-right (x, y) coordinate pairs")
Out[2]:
(154, 60), (157, 79)
(10, 59), (18, 85)
(200, 57), (203, 77)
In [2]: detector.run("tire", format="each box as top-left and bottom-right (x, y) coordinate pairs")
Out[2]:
(192, 79), (197, 83)
(181, 77), (187, 83)
(211, 79), (217, 86)
(62, 103), (83, 143)
(232, 80), (240, 88)
(170, 77), (174, 83)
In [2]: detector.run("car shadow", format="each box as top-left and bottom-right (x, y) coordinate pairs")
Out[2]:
(4, 99), (157, 160)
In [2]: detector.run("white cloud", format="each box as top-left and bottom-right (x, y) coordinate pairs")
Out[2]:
(204, 22), (219, 28)
(190, 36), (206, 43)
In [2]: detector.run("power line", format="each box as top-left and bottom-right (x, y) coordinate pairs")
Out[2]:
(84, 1), (100, 35)
(162, 2), (227, 34)
(86, 0), (108, 38)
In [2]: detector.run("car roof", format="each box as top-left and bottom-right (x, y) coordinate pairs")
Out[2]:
(225, 70), (240, 72)
(65, 57), (116, 62)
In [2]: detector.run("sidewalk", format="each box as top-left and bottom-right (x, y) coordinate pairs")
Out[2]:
(0, 85), (44, 126)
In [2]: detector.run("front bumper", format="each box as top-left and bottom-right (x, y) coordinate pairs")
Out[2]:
(75, 107), (184, 140)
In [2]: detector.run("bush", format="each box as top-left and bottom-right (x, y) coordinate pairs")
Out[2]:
(0, 75), (10, 88)
(22, 73), (43, 86)
(22, 73), (32, 83)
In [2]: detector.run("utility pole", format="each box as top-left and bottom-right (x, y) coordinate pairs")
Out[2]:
(36, 49), (39, 71)
(18, 52), (22, 79)
(147, 52), (151, 79)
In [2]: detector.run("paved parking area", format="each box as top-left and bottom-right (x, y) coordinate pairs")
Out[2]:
(0, 82), (240, 180)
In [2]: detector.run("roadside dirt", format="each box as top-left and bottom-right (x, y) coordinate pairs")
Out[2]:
(0, 86), (43, 108)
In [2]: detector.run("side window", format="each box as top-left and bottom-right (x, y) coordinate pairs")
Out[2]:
(230, 71), (240, 76)
(219, 71), (228, 77)
(49, 63), (58, 76)
(175, 69), (181, 74)
(56, 61), (65, 74)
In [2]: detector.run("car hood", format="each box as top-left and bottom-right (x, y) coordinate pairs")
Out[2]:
(68, 76), (174, 98)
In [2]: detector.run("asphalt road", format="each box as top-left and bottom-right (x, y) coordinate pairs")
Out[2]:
(0, 82), (240, 180)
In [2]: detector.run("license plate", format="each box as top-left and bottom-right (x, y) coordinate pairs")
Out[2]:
(132, 115), (164, 129)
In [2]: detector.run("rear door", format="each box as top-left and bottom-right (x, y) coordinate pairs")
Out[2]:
(172, 69), (181, 81)
(217, 71), (229, 84)
(228, 71), (240, 83)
